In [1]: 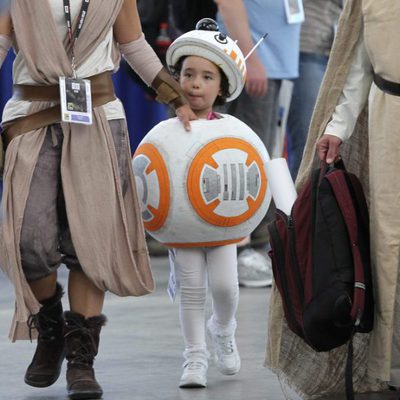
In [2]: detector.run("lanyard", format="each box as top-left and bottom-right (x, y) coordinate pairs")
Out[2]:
(63, 0), (90, 76)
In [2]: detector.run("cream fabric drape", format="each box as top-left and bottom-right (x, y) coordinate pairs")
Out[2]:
(265, 0), (400, 396)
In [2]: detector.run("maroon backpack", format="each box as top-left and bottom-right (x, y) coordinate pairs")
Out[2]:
(268, 160), (374, 398)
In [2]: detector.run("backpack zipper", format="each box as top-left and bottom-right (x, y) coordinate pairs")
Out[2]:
(287, 214), (305, 303)
(270, 211), (304, 337)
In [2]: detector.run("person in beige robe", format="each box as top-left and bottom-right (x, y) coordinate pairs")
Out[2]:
(266, 0), (400, 397)
(0, 0), (196, 399)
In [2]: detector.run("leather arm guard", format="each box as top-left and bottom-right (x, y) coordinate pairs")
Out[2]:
(119, 35), (187, 110)
(151, 67), (188, 110)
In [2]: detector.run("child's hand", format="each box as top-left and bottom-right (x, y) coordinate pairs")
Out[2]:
(176, 104), (198, 132)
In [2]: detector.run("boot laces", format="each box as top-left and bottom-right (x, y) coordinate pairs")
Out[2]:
(27, 313), (59, 343)
(65, 322), (97, 367)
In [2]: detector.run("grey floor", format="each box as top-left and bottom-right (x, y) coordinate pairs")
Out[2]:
(0, 257), (397, 400)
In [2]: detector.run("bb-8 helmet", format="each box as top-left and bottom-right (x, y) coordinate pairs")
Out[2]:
(166, 18), (246, 102)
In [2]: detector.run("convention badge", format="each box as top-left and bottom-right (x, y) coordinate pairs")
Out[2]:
(59, 76), (93, 125)
(283, 0), (305, 24)
(167, 249), (178, 303)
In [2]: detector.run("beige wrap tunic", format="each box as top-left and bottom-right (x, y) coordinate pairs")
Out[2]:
(1, 0), (154, 342)
(266, 0), (400, 396)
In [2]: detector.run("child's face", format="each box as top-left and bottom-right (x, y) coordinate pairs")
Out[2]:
(179, 56), (222, 119)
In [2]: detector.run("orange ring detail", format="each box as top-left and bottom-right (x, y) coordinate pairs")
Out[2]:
(165, 237), (245, 248)
(134, 143), (170, 231)
(187, 138), (267, 227)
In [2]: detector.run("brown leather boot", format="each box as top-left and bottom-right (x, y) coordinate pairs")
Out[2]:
(24, 283), (65, 387)
(64, 311), (107, 400)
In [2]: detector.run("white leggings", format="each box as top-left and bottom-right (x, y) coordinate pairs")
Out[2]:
(171, 244), (239, 352)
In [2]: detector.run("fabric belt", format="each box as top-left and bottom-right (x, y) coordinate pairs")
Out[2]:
(2, 71), (116, 147)
(373, 73), (400, 97)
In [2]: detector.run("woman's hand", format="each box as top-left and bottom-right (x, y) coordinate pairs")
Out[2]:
(175, 104), (198, 132)
(316, 134), (343, 163)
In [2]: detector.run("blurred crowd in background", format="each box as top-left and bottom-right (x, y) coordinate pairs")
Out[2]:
(0, 0), (343, 287)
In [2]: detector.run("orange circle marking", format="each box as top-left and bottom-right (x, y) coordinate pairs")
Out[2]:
(134, 143), (170, 231)
(187, 137), (267, 227)
(165, 237), (246, 248)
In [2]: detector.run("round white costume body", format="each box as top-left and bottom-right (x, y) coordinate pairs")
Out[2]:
(132, 114), (271, 247)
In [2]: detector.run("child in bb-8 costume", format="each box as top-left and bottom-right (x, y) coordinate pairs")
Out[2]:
(166, 19), (246, 389)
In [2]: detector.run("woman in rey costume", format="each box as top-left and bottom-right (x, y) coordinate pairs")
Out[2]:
(0, 0), (196, 399)
(266, 0), (400, 397)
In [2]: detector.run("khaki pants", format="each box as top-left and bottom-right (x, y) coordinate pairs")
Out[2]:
(20, 119), (130, 281)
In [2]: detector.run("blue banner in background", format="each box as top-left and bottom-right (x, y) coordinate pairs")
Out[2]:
(0, 0), (9, 14)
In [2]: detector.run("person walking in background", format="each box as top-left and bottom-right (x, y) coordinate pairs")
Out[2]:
(0, 1), (195, 399)
(215, 0), (301, 287)
(286, 0), (342, 180)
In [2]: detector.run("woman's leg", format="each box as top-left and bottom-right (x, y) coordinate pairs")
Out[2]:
(60, 216), (105, 398)
(60, 119), (129, 399)
(67, 270), (105, 316)
(29, 273), (58, 301)
(58, 192), (106, 399)
(20, 126), (65, 388)
(21, 127), (64, 289)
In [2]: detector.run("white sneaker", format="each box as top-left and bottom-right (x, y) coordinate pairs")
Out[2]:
(237, 248), (273, 287)
(179, 350), (208, 388)
(207, 321), (241, 375)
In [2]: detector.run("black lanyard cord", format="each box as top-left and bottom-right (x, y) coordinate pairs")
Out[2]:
(63, 0), (90, 73)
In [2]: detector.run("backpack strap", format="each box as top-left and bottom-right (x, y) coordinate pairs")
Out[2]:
(328, 171), (362, 400)
(326, 171), (365, 324)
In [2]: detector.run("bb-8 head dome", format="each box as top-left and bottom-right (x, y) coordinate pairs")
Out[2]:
(166, 18), (246, 102)
(132, 115), (271, 247)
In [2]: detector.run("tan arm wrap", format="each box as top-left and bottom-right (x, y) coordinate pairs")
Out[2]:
(151, 68), (188, 109)
(119, 33), (163, 87)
